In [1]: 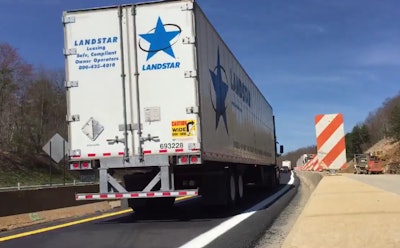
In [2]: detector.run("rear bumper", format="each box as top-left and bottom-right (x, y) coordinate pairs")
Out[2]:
(76, 189), (198, 200)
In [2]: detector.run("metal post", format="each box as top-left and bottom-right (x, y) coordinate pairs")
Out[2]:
(63, 140), (66, 186)
(118, 6), (130, 162)
(49, 141), (52, 186)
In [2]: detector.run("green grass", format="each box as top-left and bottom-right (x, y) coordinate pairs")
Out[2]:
(0, 167), (79, 187)
(0, 152), (80, 188)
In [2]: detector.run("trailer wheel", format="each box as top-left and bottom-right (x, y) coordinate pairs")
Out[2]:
(226, 169), (237, 206)
(274, 167), (281, 187)
(147, 197), (176, 209)
(123, 173), (175, 212)
(128, 197), (175, 213)
(236, 173), (244, 203)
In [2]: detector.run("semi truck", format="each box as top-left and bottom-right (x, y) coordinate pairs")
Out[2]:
(63, 0), (283, 210)
(281, 160), (291, 172)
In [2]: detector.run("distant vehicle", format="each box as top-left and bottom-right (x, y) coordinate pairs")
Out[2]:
(63, 0), (283, 211)
(296, 154), (314, 168)
(353, 154), (384, 174)
(281, 160), (291, 172)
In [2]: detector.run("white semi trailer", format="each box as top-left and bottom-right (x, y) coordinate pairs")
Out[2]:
(281, 160), (292, 172)
(63, 0), (283, 210)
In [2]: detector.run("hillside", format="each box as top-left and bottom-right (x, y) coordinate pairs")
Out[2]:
(343, 138), (400, 174)
(0, 151), (78, 188)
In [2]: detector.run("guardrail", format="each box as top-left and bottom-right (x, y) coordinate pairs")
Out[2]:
(0, 181), (98, 192)
(0, 183), (101, 216)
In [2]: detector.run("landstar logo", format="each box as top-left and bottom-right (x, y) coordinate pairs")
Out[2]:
(209, 49), (229, 134)
(139, 17), (181, 71)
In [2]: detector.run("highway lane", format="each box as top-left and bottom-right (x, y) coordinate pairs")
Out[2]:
(0, 172), (297, 248)
(347, 174), (400, 195)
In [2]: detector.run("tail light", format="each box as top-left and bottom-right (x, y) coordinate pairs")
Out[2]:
(70, 162), (80, 170)
(176, 155), (201, 165)
(69, 161), (92, 170)
(81, 161), (91, 169)
(180, 156), (188, 164)
(190, 156), (198, 164)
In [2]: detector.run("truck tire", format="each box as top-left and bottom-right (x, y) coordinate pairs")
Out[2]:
(123, 172), (175, 212)
(226, 170), (237, 207)
(262, 166), (279, 189)
(274, 167), (280, 188)
(147, 197), (176, 209)
(127, 198), (147, 211)
(236, 173), (244, 204)
(127, 198), (175, 213)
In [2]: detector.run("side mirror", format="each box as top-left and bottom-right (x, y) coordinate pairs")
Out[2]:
(279, 145), (284, 155)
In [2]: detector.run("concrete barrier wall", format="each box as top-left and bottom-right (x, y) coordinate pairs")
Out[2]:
(295, 171), (324, 192)
(0, 185), (100, 217)
(0, 172), (324, 217)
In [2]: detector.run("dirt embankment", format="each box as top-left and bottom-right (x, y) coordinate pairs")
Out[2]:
(343, 139), (400, 174)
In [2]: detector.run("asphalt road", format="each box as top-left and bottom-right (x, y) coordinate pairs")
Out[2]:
(347, 174), (400, 195)
(0, 172), (297, 248)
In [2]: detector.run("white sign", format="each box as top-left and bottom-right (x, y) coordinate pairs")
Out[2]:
(42, 133), (68, 163)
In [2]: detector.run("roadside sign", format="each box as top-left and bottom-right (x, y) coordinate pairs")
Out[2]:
(42, 133), (68, 163)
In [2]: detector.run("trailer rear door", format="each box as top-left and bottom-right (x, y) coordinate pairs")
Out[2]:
(64, 8), (132, 160)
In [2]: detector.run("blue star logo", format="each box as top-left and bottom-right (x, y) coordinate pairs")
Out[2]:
(139, 17), (181, 61)
(209, 49), (229, 133)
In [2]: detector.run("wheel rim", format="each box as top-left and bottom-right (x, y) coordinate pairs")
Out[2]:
(229, 174), (236, 202)
(237, 174), (244, 199)
(276, 169), (280, 185)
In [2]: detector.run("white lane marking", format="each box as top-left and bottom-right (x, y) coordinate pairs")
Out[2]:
(179, 172), (296, 248)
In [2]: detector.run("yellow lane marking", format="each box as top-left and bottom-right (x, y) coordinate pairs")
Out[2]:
(175, 195), (193, 201)
(0, 196), (193, 242)
(0, 209), (133, 242)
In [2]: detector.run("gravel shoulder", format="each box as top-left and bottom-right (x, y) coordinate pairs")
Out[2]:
(254, 171), (323, 248)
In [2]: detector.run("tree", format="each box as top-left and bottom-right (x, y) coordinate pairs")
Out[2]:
(0, 43), (32, 151)
(16, 69), (66, 153)
(345, 124), (370, 160)
(0, 43), (66, 154)
(388, 105), (400, 142)
(364, 94), (400, 145)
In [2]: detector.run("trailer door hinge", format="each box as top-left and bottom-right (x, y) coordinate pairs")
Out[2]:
(181, 2), (193, 11)
(184, 70), (197, 78)
(132, 123), (143, 130)
(62, 16), (76, 24)
(186, 106), (199, 114)
(119, 124), (133, 132)
(65, 81), (79, 89)
(182, 36), (195, 44)
(64, 48), (77, 56)
(67, 114), (80, 122)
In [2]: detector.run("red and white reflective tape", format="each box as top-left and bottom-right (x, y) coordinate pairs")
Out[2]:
(315, 113), (347, 170)
(72, 150), (198, 159)
(76, 190), (198, 200)
(71, 151), (124, 159)
(144, 149), (193, 154)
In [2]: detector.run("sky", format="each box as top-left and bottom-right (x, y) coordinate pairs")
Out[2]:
(1, 0), (399, 152)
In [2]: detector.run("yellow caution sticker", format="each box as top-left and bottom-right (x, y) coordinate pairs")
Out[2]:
(172, 120), (196, 137)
